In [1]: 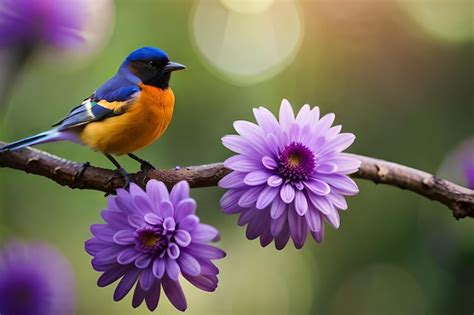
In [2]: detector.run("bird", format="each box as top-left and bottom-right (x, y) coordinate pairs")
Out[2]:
(0, 46), (186, 186)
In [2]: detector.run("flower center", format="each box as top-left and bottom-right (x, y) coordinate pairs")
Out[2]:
(134, 226), (168, 254)
(278, 142), (316, 182)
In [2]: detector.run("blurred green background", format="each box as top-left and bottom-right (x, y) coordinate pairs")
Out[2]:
(0, 0), (473, 314)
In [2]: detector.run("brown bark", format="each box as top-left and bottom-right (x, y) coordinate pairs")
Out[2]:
(0, 143), (472, 219)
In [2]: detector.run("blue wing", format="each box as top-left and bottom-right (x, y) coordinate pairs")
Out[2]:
(53, 74), (140, 131)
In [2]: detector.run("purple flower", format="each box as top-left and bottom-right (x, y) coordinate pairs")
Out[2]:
(219, 99), (360, 249)
(85, 180), (226, 312)
(462, 152), (474, 189)
(0, 241), (75, 315)
(465, 165), (474, 189)
(0, 0), (85, 49)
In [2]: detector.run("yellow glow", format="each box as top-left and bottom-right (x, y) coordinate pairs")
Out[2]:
(220, 0), (275, 14)
(191, 0), (304, 85)
(399, 0), (473, 43)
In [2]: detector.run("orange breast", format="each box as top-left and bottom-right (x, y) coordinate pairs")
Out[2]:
(80, 85), (175, 155)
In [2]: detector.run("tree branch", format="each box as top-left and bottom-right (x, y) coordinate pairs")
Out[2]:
(0, 142), (472, 219)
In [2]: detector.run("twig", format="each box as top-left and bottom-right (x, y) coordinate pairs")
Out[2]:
(0, 143), (472, 219)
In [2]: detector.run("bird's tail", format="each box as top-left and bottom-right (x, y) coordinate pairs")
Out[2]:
(0, 129), (73, 152)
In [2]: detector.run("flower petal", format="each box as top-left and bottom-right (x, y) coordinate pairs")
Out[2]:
(170, 181), (189, 207)
(220, 189), (245, 214)
(166, 258), (181, 280)
(306, 193), (333, 215)
(246, 210), (270, 240)
(224, 154), (259, 172)
(256, 186), (279, 209)
(304, 179), (331, 196)
(267, 175), (283, 187)
(163, 217), (176, 233)
(160, 200), (174, 218)
(326, 192), (348, 210)
(319, 133), (356, 156)
(113, 268), (141, 301)
(270, 198), (286, 219)
(175, 229), (192, 247)
(133, 195), (154, 214)
(179, 252), (201, 276)
(94, 246), (123, 265)
(98, 264), (130, 287)
(219, 172), (247, 189)
(152, 258), (166, 279)
(280, 183), (295, 204)
(287, 205), (307, 249)
(135, 254), (153, 269)
(101, 210), (129, 229)
(140, 267), (155, 290)
(238, 186), (263, 208)
(305, 206), (322, 232)
(85, 238), (107, 256)
(316, 162), (338, 174)
(259, 228), (273, 247)
(295, 191), (308, 216)
(144, 213), (163, 225)
(146, 180), (170, 210)
(325, 155), (361, 174)
(162, 276), (187, 311)
(311, 223), (325, 243)
(323, 206), (340, 229)
(222, 135), (258, 156)
(115, 189), (135, 214)
(262, 156), (278, 170)
(127, 214), (144, 229)
(132, 283), (146, 308)
(244, 170), (270, 186)
(319, 174), (359, 195)
(185, 244), (226, 260)
(312, 113), (335, 136)
(113, 230), (135, 245)
(274, 223), (291, 250)
(253, 106), (280, 135)
(144, 281), (161, 311)
(175, 198), (197, 221)
(167, 243), (180, 260)
(90, 224), (115, 243)
(117, 247), (141, 265)
(233, 120), (268, 156)
(279, 99), (295, 131)
(270, 213), (286, 236)
(191, 224), (220, 243)
(183, 274), (217, 292)
(179, 215), (200, 231)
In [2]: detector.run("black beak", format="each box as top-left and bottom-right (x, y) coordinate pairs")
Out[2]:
(163, 61), (186, 72)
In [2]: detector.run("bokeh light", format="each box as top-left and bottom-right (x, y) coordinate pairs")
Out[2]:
(399, 0), (473, 43)
(191, 0), (304, 85)
(220, 0), (275, 14)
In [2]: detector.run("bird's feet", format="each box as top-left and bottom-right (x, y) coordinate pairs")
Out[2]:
(75, 162), (90, 180)
(118, 167), (131, 188)
(139, 160), (156, 172)
(107, 167), (131, 189)
(127, 153), (156, 171)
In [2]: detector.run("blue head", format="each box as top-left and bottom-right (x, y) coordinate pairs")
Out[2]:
(121, 47), (185, 89)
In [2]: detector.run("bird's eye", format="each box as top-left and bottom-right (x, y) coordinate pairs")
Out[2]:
(147, 60), (158, 69)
